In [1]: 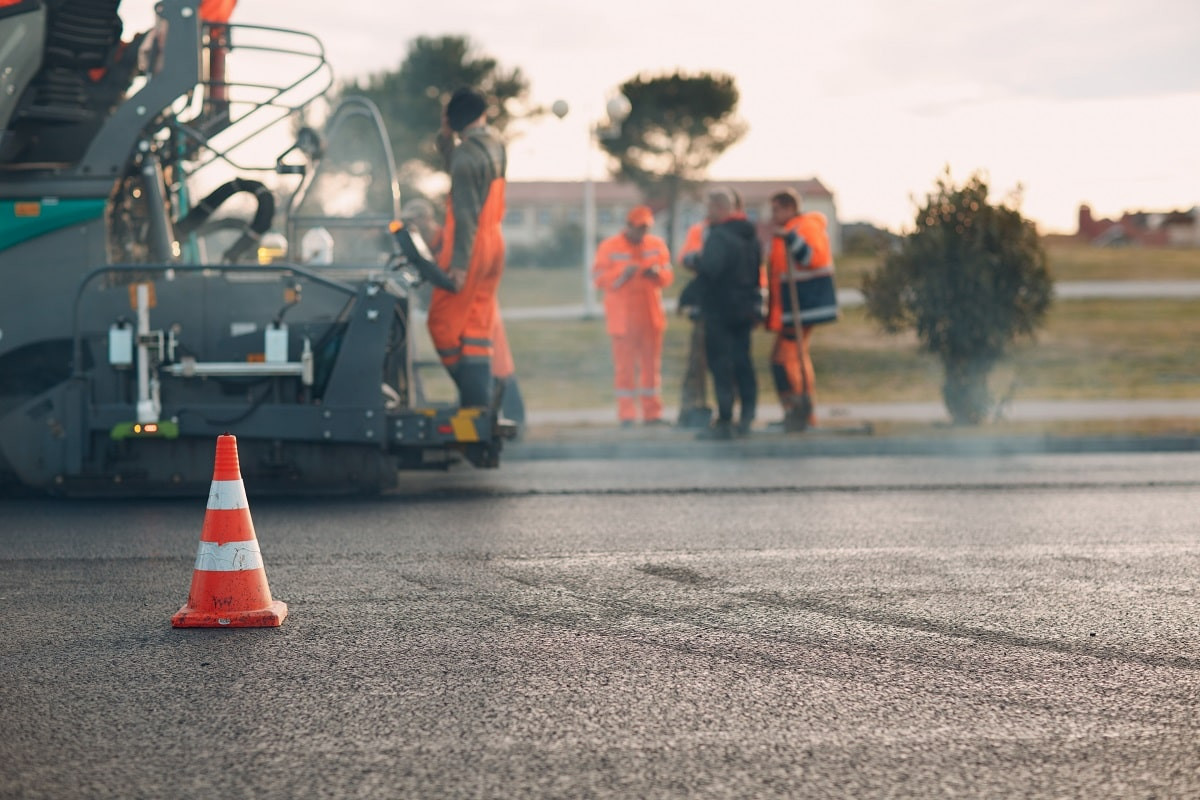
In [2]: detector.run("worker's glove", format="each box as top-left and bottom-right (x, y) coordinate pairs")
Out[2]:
(782, 230), (812, 267)
(682, 252), (700, 270)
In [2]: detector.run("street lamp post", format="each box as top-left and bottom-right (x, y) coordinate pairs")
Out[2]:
(582, 157), (597, 318)
(552, 95), (631, 319)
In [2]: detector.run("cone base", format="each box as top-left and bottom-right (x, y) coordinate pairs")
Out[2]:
(171, 600), (288, 628)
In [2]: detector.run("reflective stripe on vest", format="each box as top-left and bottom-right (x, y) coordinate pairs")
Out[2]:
(782, 306), (839, 325)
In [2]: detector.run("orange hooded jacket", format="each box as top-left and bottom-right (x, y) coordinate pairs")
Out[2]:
(766, 212), (832, 332)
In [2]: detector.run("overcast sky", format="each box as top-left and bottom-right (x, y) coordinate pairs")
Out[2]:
(125, 0), (1199, 232)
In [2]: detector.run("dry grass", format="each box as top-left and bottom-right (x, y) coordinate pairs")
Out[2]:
(1043, 241), (1200, 281)
(499, 242), (1200, 306)
(496, 299), (1200, 412)
(463, 242), (1200, 412)
(797, 243), (1200, 290)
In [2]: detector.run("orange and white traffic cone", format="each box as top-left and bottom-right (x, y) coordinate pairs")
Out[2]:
(172, 434), (287, 628)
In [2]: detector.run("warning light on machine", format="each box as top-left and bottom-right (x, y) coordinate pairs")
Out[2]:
(110, 420), (179, 441)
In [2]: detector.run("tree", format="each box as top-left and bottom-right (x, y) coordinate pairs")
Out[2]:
(339, 35), (535, 197)
(599, 71), (746, 248)
(862, 171), (1054, 425)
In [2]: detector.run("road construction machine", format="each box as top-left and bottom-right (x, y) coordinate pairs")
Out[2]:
(0, 0), (513, 495)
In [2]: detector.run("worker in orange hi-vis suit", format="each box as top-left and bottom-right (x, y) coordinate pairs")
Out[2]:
(427, 88), (507, 408)
(403, 197), (525, 429)
(765, 188), (832, 431)
(593, 206), (674, 427)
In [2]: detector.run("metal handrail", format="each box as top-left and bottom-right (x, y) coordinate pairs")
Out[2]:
(70, 262), (357, 379)
(177, 22), (333, 175)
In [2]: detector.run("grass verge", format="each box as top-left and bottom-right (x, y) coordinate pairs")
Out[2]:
(494, 299), (1200, 412)
(500, 242), (1200, 304)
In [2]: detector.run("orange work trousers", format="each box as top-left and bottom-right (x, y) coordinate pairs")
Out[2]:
(611, 325), (663, 422)
(427, 182), (506, 373)
(771, 325), (816, 426)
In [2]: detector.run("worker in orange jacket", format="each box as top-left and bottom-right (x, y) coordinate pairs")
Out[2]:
(427, 88), (507, 408)
(403, 196), (524, 429)
(593, 206), (673, 426)
(765, 188), (832, 431)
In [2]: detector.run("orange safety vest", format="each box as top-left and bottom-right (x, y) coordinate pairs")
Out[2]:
(766, 212), (831, 332)
(427, 133), (507, 369)
(593, 232), (673, 336)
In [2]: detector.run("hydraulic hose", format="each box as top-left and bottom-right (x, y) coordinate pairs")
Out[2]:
(175, 178), (276, 263)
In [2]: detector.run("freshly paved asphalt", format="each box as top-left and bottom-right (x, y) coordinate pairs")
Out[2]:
(2, 453), (1199, 799)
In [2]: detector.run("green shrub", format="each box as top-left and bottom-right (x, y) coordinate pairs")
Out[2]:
(862, 172), (1053, 424)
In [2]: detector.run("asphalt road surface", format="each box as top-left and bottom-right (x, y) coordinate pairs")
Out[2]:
(2, 453), (1199, 799)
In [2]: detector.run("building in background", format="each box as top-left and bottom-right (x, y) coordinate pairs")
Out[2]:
(504, 178), (839, 266)
(1076, 204), (1200, 248)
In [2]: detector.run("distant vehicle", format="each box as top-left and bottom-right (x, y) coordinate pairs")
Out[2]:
(0, 0), (513, 495)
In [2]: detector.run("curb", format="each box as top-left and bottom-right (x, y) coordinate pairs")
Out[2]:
(504, 432), (1200, 461)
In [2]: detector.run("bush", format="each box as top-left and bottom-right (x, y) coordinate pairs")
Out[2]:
(862, 171), (1053, 424)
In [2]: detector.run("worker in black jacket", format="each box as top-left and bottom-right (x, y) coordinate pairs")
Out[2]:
(683, 188), (763, 439)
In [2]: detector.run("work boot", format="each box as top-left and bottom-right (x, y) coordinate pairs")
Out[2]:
(677, 406), (712, 430)
(500, 376), (526, 425)
(455, 363), (493, 407)
(490, 376), (508, 416)
(782, 413), (809, 433)
(696, 419), (733, 441)
(793, 394), (814, 427)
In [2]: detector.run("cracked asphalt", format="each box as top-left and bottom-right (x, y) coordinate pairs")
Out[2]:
(2, 453), (1199, 798)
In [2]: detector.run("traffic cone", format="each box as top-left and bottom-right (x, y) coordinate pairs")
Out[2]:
(172, 434), (288, 628)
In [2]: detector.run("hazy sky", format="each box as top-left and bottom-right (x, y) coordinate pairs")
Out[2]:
(124, 0), (1199, 232)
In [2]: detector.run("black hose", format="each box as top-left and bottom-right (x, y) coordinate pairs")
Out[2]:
(175, 178), (276, 263)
